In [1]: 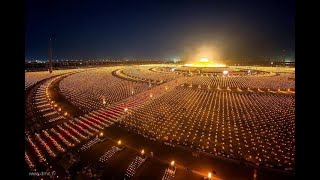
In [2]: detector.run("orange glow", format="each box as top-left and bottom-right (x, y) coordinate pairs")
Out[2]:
(171, 161), (175, 166)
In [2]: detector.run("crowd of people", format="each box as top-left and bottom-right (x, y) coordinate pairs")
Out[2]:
(122, 86), (295, 171)
(80, 137), (100, 151)
(59, 67), (150, 112)
(184, 74), (295, 90)
(25, 151), (35, 169)
(122, 66), (179, 82)
(32, 78), (67, 127)
(232, 66), (295, 73)
(25, 104), (125, 169)
(99, 146), (121, 163)
(25, 69), (82, 90)
(125, 155), (147, 178)
(25, 64), (295, 175)
(162, 165), (176, 180)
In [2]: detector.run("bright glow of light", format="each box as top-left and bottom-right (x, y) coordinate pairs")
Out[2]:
(99, 132), (103, 137)
(118, 140), (121, 145)
(173, 58), (180, 63)
(141, 149), (145, 155)
(208, 172), (212, 178)
(124, 108), (128, 112)
(171, 161), (175, 166)
(184, 63), (226, 67)
(200, 57), (209, 62)
(223, 70), (229, 75)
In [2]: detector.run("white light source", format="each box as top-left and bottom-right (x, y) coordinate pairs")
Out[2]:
(223, 70), (229, 75)
(200, 57), (209, 62)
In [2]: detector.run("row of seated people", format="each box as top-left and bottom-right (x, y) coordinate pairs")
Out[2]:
(184, 74), (295, 90)
(99, 146), (121, 162)
(80, 137), (100, 151)
(162, 165), (176, 180)
(125, 155), (147, 178)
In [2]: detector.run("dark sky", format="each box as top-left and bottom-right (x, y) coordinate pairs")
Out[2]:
(25, 0), (295, 61)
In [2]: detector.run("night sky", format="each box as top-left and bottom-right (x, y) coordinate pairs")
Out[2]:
(25, 0), (295, 61)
